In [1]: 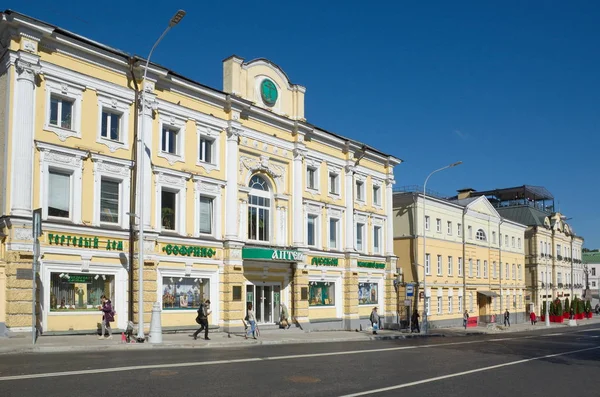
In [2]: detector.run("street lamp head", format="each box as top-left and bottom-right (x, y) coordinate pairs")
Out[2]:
(169, 10), (186, 27)
(449, 161), (463, 168)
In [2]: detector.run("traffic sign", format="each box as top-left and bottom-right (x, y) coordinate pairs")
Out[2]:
(406, 285), (414, 297)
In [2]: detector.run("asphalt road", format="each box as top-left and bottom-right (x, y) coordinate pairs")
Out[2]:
(1, 325), (599, 397)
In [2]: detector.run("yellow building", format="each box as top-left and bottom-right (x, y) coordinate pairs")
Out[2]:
(0, 11), (401, 335)
(393, 188), (527, 328)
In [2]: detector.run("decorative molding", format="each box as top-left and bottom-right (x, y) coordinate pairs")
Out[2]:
(14, 228), (32, 241)
(23, 39), (36, 53)
(239, 155), (285, 191)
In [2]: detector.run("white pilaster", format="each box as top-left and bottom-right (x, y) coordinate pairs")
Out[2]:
(292, 145), (306, 246)
(344, 165), (355, 251)
(238, 199), (247, 240)
(139, 83), (156, 229)
(385, 177), (395, 256)
(225, 121), (242, 240)
(10, 54), (40, 217)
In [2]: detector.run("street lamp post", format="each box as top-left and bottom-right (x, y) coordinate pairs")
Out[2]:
(545, 259), (550, 327)
(137, 9), (186, 341)
(422, 161), (462, 334)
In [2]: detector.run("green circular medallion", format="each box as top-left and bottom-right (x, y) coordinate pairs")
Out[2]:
(260, 79), (278, 106)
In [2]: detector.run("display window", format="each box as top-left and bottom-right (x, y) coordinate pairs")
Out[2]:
(309, 281), (335, 306)
(162, 277), (210, 310)
(358, 282), (379, 305)
(49, 272), (114, 311)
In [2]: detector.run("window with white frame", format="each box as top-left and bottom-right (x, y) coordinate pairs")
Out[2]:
(511, 237), (515, 247)
(309, 281), (335, 306)
(518, 238), (522, 249)
(44, 79), (84, 141)
(437, 255), (442, 275)
(373, 226), (382, 254)
(517, 264), (521, 280)
(492, 231), (496, 244)
(48, 169), (71, 219)
(307, 214), (318, 246)
(199, 136), (214, 164)
(199, 196), (214, 235)
(162, 277), (210, 310)
(458, 295), (463, 313)
(425, 254), (431, 275)
(469, 259), (473, 277)
(457, 223), (462, 237)
(448, 256), (453, 276)
(484, 260), (488, 278)
(425, 216), (430, 231)
(557, 244), (561, 257)
(468, 226), (473, 239)
(161, 189), (177, 231)
(448, 296), (453, 313)
(358, 282), (379, 305)
(49, 95), (74, 130)
(100, 179), (120, 224)
(356, 180), (365, 201)
(505, 262), (509, 279)
(476, 260), (481, 277)
(447, 221), (452, 235)
(476, 229), (486, 241)
(458, 257), (463, 276)
(329, 171), (340, 195)
(248, 175), (271, 241)
(162, 126), (179, 155)
(437, 296), (442, 314)
(356, 223), (365, 251)
(505, 235), (509, 247)
(372, 185), (381, 206)
(436, 218), (442, 233)
(96, 93), (131, 151)
(329, 218), (340, 250)
(307, 166), (318, 190)
(100, 110), (122, 142)
(158, 114), (186, 164)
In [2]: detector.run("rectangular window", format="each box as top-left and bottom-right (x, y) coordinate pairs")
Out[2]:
(458, 257), (463, 276)
(505, 235), (508, 247)
(161, 126), (179, 154)
(512, 237), (515, 247)
(356, 181), (364, 201)
(448, 296), (453, 314)
(447, 221), (452, 235)
(505, 262), (509, 279)
(468, 226), (473, 239)
(513, 264), (516, 280)
(592, 268), (596, 277)
(199, 196), (213, 234)
(458, 296), (463, 313)
(247, 195), (270, 241)
(307, 214), (318, 246)
(309, 281), (335, 306)
(518, 238), (522, 249)
(356, 223), (365, 251)
(557, 244), (561, 257)
(307, 167), (317, 190)
(476, 260), (481, 277)
(425, 254), (431, 275)
(425, 216), (430, 231)
(457, 223), (462, 237)
(100, 179), (119, 224)
(484, 260), (488, 278)
(373, 186), (381, 206)
(437, 296), (442, 314)
(101, 110), (121, 141)
(50, 273), (114, 311)
(329, 218), (339, 249)
(161, 190), (177, 230)
(358, 282), (378, 305)
(373, 226), (382, 254)
(199, 137), (214, 163)
(162, 277), (210, 310)
(492, 231), (496, 244)
(49, 95), (74, 130)
(517, 264), (521, 280)
(436, 218), (442, 233)
(329, 173), (339, 195)
(437, 255), (442, 275)
(48, 170), (71, 218)
(448, 256), (453, 276)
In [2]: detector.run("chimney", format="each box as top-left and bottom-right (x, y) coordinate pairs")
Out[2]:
(457, 188), (476, 200)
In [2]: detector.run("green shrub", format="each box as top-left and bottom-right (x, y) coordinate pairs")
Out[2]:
(577, 299), (584, 314)
(564, 298), (570, 315)
(585, 300), (592, 313)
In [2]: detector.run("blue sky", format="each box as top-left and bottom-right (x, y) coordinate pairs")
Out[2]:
(11, 1), (600, 247)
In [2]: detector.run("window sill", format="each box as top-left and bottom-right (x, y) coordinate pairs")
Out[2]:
(306, 187), (320, 194)
(158, 151), (184, 166)
(44, 125), (80, 142)
(97, 137), (126, 153)
(309, 305), (337, 309)
(196, 160), (219, 173)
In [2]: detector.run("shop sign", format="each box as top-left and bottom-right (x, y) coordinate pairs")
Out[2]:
(357, 261), (386, 269)
(61, 274), (95, 284)
(47, 233), (124, 251)
(242, 247), (304, 262)
(162, 244), (216, 258)
(311, 257), (338, 266)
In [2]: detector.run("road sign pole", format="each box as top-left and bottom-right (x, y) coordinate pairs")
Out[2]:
(32, 208), (42, 345)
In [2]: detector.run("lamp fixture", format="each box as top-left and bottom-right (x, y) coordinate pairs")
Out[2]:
(194, 278), (199, 282)
(59, 273), (65, 278)
(170, 278), (174, 283)
(65, 274), (70, 280)
(94, 275), (99, 280)
(102, 275), (106, 281)
(178, 277), (183, 282)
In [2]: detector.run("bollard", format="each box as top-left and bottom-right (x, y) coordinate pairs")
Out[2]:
(149, 301), (163, 344)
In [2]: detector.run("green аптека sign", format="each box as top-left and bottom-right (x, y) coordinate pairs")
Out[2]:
(311, 257), (338, 266)
(242, 247), (304, 262)
(357, 261), (386, 269)
(162, 244), (216, 258)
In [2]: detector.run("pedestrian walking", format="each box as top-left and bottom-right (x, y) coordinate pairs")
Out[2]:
(370, 307), (380, 335)
(530, 310), (537, 325)
(504, 309), (511, 327)
(463, 310), (469, 329)
(98, 295), (114, 340)
(245, 302), (257, 340)
(193, 299), (211, 340)
(411, 309), (420, 333)
(280, 303), (291, 329)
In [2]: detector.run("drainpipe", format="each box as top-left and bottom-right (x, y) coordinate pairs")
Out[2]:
(127, 58), (140, 323)
(462, 207), (467, 319)
(498, 220), (503, 323)
(570, 236), (574, 300)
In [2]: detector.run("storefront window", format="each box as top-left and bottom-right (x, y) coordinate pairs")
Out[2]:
(50, 273), (113, 311)
(162, 277), (210, 310)
(358, 282), (378, 305)
(309, 281), (335, 306)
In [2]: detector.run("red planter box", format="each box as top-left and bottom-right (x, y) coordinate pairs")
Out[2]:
(575, 313), (584, 320)
(585, 312), (593, 319)
(540, 315), (545, 322)
(563, 312), (569, 319)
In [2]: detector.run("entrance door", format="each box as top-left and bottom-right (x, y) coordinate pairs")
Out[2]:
(246, 284), (281, 324)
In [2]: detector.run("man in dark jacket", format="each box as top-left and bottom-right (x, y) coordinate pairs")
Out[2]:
(504, 309), (511, 327)
(193, 299), (211, 340)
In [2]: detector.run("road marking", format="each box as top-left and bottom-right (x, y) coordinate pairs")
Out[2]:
(337, 346), (600, 397)
(0, 328), (596, 382)
(543, 333), (564, 336)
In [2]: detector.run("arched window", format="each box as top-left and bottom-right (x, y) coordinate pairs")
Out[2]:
(476, 229), (487, 241)
(248, 175), (271, 241)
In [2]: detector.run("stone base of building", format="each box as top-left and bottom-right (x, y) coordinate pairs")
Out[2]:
(0, 322), (7, 337)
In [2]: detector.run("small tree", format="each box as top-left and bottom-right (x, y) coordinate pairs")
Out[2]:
(571, 298), (577, 314)
(554, 299), (562, 316)
(564, 298), (570, 315)
(542, 302), (547, 316)
(585, 300), (592, 313)
(577, 299), (584, 314)
(550, 301), (556, 316)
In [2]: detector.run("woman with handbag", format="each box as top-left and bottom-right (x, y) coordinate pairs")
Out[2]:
(98, 295), (114, 340)
(245, 302), (257, 339)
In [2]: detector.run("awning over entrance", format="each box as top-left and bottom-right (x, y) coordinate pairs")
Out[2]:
(477, 291), (499, 298)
